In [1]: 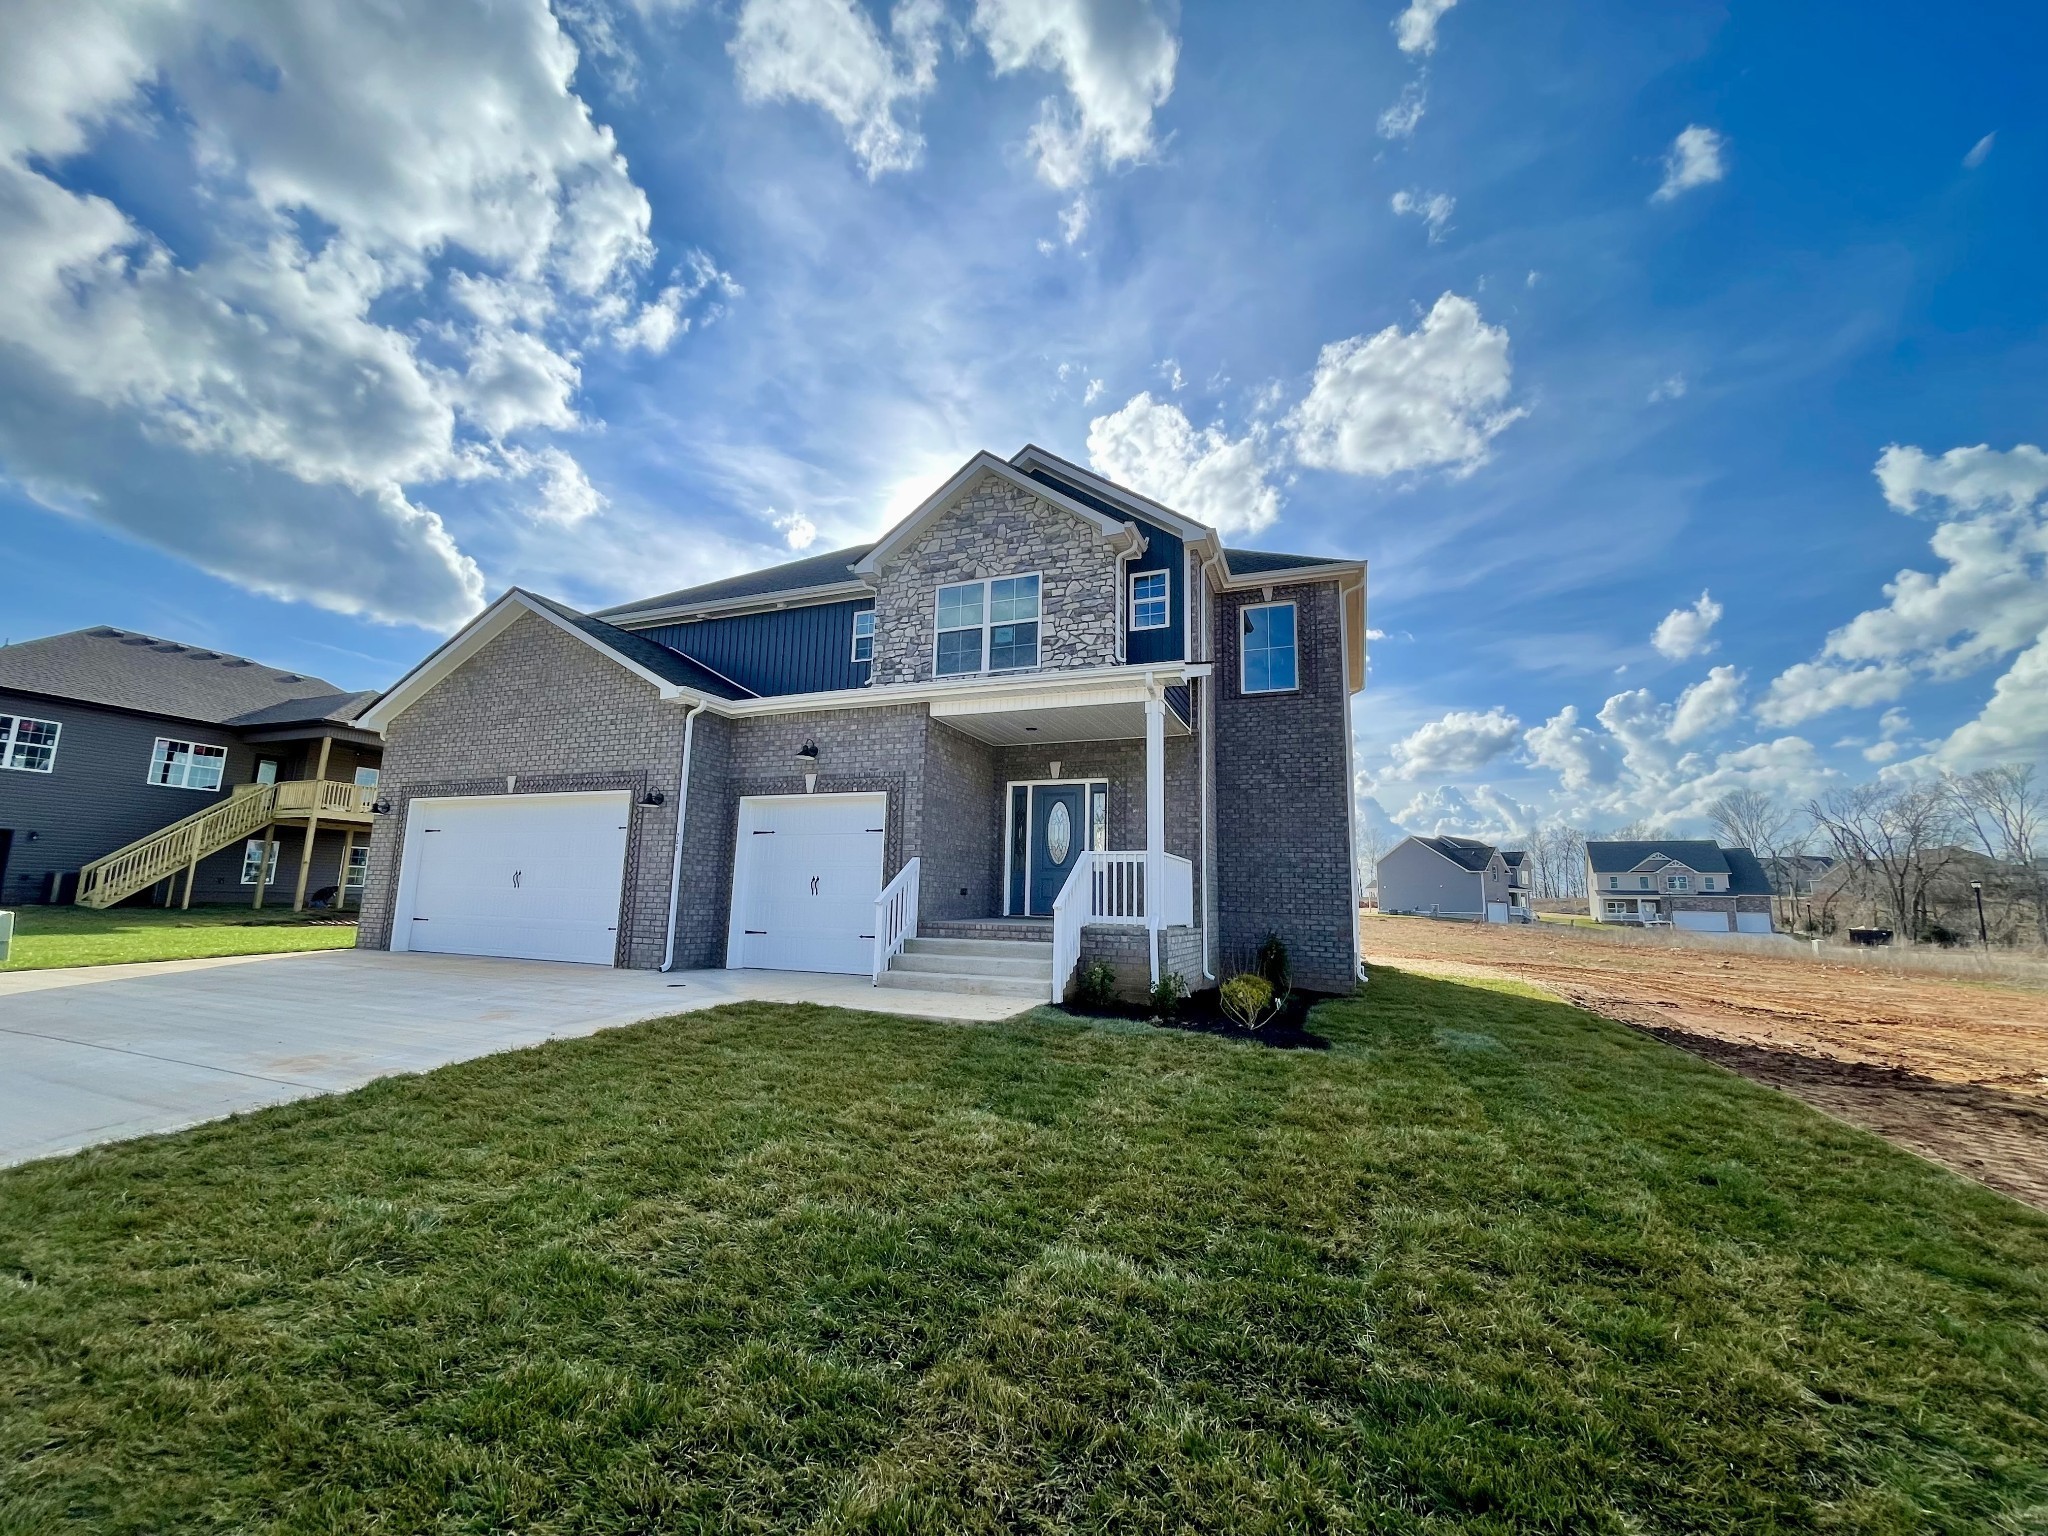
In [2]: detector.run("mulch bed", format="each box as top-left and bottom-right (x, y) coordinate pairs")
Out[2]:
(1057, 988), (1336, 1050)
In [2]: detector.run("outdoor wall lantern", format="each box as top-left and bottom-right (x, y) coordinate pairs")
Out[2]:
(370, 797), (393, 815)
(796, 741), (819, 793)
(638, 789), (667, 807)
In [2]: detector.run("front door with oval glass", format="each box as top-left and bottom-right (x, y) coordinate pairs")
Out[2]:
(1008, 780), (1109, 916)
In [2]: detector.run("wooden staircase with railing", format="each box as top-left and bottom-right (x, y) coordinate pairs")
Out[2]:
(75, 780), (374, 910)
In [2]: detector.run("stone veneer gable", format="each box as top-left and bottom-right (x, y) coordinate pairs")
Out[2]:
(869, 470), (1123, 685)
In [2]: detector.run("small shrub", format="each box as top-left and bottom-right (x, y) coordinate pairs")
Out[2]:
(1219, 972), (1276, 1029)
(1255, 933), (1291, 992)
(1149, 971), (1188, 1018)
(1075, 960), (1117, 1010)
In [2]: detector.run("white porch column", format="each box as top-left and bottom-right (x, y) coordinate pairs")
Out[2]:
(1144, 688), (1165, 985)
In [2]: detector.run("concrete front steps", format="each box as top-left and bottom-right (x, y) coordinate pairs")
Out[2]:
(875, 935), (1053, 1001)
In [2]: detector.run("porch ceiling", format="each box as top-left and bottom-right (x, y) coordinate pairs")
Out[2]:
(930, 688), (1190, 748)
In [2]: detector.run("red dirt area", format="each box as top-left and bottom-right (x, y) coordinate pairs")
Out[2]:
(1362, 915), (2048, 1213)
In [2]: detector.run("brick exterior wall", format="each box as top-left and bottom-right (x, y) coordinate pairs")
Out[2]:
(1212, 579), (1357, 992)
(1075, 923), (1204, 1003)
(870, 470), (1123, 685)
(921, 721), (1001, 920)
(357, 612), (686, 968)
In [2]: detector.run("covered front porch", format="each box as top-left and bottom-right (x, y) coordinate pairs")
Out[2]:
(873, 670), (1207, 998)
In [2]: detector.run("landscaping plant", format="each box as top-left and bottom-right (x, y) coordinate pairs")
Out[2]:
(1074, 959), (1117, 1010)
(1147, 970), (1188, 1019)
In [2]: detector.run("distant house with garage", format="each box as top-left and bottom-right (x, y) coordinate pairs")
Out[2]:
(354, 445), (1369, 1003)
(1375, 834), (1530, 922)
(1585, 840), (1774, 933)
(0, 627), (380, 911)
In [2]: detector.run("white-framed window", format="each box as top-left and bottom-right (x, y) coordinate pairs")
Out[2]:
(1608, 876), (1619, 890)
(1605, 900), (1628, 916)
(1638, 876), (1652, 889)
(851, 608), (875, 663)
(0, 714), (61, 773)
(1240, 601), (1298, 693)
(1130, 570), (1169, 631)
(240, 838), (279, 885)
(354, 766), (381, 788)
(345, 844), (369, 889)
(935, 574), (1040, 676)
(1702, 876), (1715, 890)
(254, 757), (280, 786)
(1670, 875), (1690, 891)
(148, 737), (227, 791)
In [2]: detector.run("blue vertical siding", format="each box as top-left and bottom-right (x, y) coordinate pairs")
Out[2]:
(636, 599), (873, 697)
(1022, 468), (1186, 664)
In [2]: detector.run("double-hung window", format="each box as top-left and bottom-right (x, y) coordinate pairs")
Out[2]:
(346, 844), (369, 890)
(0, 714), (60, 773)
(1702, 876), (1715, 891)
(241, 839), (279, 886)
(851, 609), (875, 664)
(1670, 875), (1690, 891)
(1130, 570), (1168, 631)
(935, 574), (1039, 675)
(1240, 602), (1298, 693)
(149, 737), (227, 791)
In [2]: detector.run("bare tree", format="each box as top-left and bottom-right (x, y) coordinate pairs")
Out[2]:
(1604, 818), (1672, 841)
(1706, 789), (1793, 857)
(1947, 764), (2046, 944)
(1807, 781), (1961, 941)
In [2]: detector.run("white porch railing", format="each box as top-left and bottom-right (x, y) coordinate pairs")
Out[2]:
(872, 857), (921, 982)
(1050, 850), (1198, 1001)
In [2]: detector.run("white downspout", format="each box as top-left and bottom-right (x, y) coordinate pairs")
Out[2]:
(660, 700), (708, 972)
(1198, 672), (1216, 982)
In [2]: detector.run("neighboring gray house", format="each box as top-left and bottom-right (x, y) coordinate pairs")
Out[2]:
(355, 446), (1369, 1001)
(1376, 834), (1530, 922)
(1586, 840), (1774, 933)
(0, 628), (381, 911)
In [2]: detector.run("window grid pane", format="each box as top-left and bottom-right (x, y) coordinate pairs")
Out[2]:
(936, 628), (982, 676)
(936, 583), (983, 631)
(1131, 571), (1168, 630)
(988, 620), (1038, 671)
(1241, 603), (1298, 693)
(5, 716), (59, 772)
(989, 575), (1039, 624)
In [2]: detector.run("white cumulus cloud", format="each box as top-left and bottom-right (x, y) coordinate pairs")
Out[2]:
(1392, 0), (1458, 55)
(730, 0), (946, 178)
(1289, 293), (1524, 479)
(1653, 125), (1727, 202)
(1086, 392), (1280, 537)
(1397, 783), (1530, 842)
(973, 0), (1179, 190)
(1651, 590), (1722, 659)
(1667, 664), (1743, 744)
(1389, 707), (1523, 776)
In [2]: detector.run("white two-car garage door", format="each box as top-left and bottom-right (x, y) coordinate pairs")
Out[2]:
(394, 792), (630, 965)
(727, 793), (886, 974)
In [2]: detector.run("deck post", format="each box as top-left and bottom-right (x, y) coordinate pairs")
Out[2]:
(252, 823), (276, 910)
(1144, 689), (1165, 986)
(182, 825), (200, 909)
(337, 827), (356, 911)
(292, 737), (334, 913)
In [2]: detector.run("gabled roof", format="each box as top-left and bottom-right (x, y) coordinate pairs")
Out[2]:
(1500, 849), (1527, 867)
(357, 590), (745, 734)
(1586, 840), (1733, 876)
(1008, 444), (1217, 544)
(851, 451), (1144, 577)
(595, 545), (875, 624)
(0, 626), (347, 726)
(1413, 834), (1498, 872)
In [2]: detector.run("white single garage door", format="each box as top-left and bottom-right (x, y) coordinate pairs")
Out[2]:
(728, 793), (886, 974)
(1735, 911), (1774, 935)
(395, 792), (630, 965)
(1485, 902), (1509, 924)
(1672, 909), (1731, 933)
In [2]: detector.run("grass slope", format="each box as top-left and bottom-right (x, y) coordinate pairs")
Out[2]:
(1, 904), (358, 971)
(2, 969), (2043, 1532)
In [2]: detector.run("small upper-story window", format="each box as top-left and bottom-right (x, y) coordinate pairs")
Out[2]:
(149, 737), (227, 792)
(935, 574), (1040, 675)
(1130, 570), (1169, 631)
(0, 714), (61, 773)
(1240, 601), (1297, 693)
(254, 757), (280, 786)
(1670, 875), (1690, 891)
(1609, 876), (1619, 889)
(851, 609), (875, 663)
(1638, 876), (1651, 889)
(1702, 876), (1715, 890)
(354, 766), (381, 788)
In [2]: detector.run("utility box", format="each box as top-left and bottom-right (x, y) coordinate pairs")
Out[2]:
(0, 910), (13, 965)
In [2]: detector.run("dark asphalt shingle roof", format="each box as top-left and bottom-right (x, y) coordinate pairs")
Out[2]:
(1416, 834), (1498, 872)
(226, 690), (381, 728)
(0, 627), (349, 725)
(1586, 840), (1734, 876)
(1222, 548), (1354, 577)
(1720, 847), (1775, 897)
(596, 546), (874, 620)
(1500, 849), (1527, 867)
(519, 593), (755, 700)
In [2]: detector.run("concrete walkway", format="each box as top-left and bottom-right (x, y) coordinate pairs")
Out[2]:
(0, 950), (1037, 1166)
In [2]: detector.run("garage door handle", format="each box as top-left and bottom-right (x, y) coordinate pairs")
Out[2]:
(412, 917), (428, 921)
(809, 876), (820, 895)
(512, 870), (522, 888)
(744, 929), (767, 935)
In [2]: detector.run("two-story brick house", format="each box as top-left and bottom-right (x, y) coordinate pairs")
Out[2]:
(356, 446), (1367, 1001)
(1586, 839), (1775, 933)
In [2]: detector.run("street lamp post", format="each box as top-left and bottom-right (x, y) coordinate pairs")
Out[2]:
(1970, 880), (1988, 948)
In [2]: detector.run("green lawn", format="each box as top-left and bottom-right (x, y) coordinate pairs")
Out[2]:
(2, 971), (2043, 1533)
(1, 903), (359, 971)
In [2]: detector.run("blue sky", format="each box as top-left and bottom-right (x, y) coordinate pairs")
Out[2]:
(4, 0), (2043, 843)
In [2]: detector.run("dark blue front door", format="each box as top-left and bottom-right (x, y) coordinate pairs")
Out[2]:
(1027, 784), (1084, 915)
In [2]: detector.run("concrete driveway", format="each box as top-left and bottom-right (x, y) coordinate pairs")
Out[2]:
(0, 950), (1037, 1166)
